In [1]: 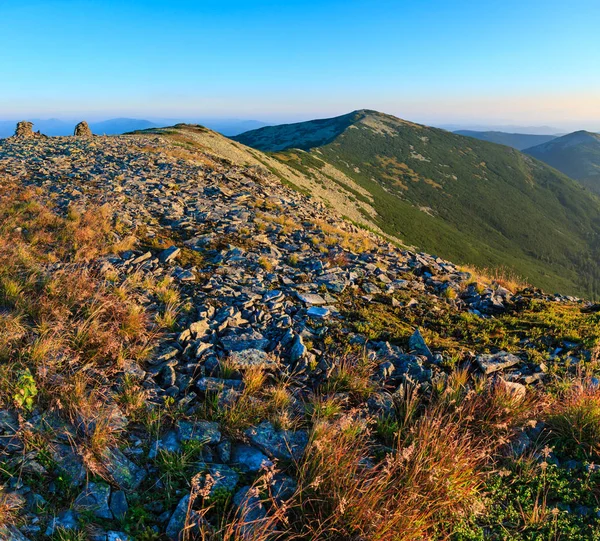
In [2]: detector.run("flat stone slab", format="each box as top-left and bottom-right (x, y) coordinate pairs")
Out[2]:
(296, 292), (327, 305)
(244, 421), (308, 461)
(476, 352), (522, 375)
(307, 306), (330, 318)
(221, 331), (269, 352)
(101, 448), (146, 491)
(177, 420), (221, 444)
(228, 348), (279, 370)
(231, 444), (274, 472)
(197, 377), (244, 392)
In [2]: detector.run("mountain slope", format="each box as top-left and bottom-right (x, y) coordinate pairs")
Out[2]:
(3, 124), (600, 540)
(454, 130), (557, 150)
(525, 130), (600, 195)
(234, 110), (600, 298)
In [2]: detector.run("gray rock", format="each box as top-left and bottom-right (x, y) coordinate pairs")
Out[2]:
(74, 121), (92, 137)
(197, 377), (244, 392)
(101, 448), (146, 491)
(217, 440), (231, 463)
(110, 490), (129, 520)
(270, 473), (297, 504)
(74, 482), (112, 519)
(0, 410), (19, 432)
(367, 392), (395, 417)
(45, 509), (79, 536)
(107, 532), (132, 541)
(165, 495), (189, 541)
(228, 348), (278, 370)
(289, 334), (307, 363)
(221, 331), (269, 352)
(307, 306), (330, 318)
(177, 420), (221, 444)
(244, 422), (308, 461)
(497, 377), (527, 400)
(476, 352), (522, 375)
(0, 526), (31, 541)
(296, 292), (327, 305)
(14, 121), (35, 138)
(408, 328), (433, 360)
(159, 246), (181, 263)
(51, 444), (86, 486)
(231, 444), (273, 473)
(201, 464), (239, 496)
(149, 430), (181, 459)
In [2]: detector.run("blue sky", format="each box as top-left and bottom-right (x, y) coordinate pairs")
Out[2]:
(1, 0), (599, 128)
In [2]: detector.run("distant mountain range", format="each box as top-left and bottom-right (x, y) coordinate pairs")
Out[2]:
(0, 117), (268, 138)
(454, 130), (558, 150)
(234, 110), (600, 297)
(524, 131), (600, 195)
(439, 123), (563, 135)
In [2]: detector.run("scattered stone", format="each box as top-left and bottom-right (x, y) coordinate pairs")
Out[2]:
(0, 526), (30, 541)
(408, 328), (433, 361)
(289, 334), (307, 363)
(159, 246), (181, 263)
(110, 490), (129, 520)
(296, 292), (327, 305)
(45, 509), (79, 536)
(228, 348), (278, 370)
(307, 306), (330, 318)
(476, 352), (522, 375)
(165, 495), (190, 541)
(177, 420), (221, 444)
(74, 482), (112, 519)
(231, 444), (274, 472)
(245, 422), (308, 461)
(101, 447), (146, 491)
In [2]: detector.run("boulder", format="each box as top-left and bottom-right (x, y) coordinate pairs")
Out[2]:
(14, 121), (35, 138)
(476, 352), (521, 375)
(74, 121), (92, 137)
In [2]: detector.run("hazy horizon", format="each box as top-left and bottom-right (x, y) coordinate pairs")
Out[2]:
(2, 0), (599, 131)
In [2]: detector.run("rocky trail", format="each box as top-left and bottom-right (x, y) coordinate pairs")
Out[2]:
(1, 131), (598, 540)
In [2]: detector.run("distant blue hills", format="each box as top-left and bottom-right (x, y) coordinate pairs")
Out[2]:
(0, 117), (268, 138)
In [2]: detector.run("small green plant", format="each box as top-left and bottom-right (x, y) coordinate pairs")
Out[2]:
(14, 368), (37, 411)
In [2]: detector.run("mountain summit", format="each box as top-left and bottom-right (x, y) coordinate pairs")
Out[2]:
(524, 130), (600, 194)
(235, 110), (600, 297)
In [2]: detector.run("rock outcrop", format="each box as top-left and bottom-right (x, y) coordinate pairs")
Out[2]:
(74, 121), (92, 137)
(13, 121), (35, 138)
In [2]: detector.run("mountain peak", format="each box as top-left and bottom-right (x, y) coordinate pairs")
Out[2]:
(232, 110), (423, 152)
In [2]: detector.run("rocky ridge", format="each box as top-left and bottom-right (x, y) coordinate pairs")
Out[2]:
(0, 130), (596, 540)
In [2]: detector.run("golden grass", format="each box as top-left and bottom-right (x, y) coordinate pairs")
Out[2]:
(0, 177), (157, 464)
(461, 264), (529, 293)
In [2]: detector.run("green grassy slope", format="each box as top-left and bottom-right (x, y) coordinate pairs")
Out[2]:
(525, 131), (600, 195)
(234, 111), (600, 298)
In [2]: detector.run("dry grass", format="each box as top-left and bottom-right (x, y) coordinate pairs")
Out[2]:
(461, 264), (529, 293)
(0, 177), (156, 468)
(188, 370), (537, 541)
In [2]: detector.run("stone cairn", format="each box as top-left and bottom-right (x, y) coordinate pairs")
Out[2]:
(14, 121), (35, 138)
(74, 121), (92, 137)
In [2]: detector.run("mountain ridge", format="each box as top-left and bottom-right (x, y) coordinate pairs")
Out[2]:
(525, 130), (600, 195)
(454, 130), (557, 150)
(234, 110), (600, 298)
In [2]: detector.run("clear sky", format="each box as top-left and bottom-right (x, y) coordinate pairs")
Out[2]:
(1, 0), (599, 129)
